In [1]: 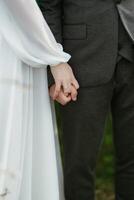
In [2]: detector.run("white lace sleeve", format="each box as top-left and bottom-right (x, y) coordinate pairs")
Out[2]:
(0, 0), (70, 67)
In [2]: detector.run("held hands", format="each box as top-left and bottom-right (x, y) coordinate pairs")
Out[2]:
(50, 63), (79, 105)
(49, 84), (78, 105)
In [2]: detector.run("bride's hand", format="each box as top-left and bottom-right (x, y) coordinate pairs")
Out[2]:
(50, 63), (79, 99)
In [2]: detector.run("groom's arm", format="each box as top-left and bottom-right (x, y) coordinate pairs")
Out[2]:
(38, 0), (63, 87)
(38, 0), (63, 44)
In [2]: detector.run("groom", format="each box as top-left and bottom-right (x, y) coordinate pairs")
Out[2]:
(38, 0), (134, 199)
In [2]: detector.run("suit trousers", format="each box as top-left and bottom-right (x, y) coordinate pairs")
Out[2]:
(60, 57), (134, 200)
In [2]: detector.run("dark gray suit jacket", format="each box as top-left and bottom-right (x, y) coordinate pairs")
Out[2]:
(38, 0), (134, 87)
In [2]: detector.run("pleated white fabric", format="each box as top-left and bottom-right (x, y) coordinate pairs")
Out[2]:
(0, 0), (70, 200)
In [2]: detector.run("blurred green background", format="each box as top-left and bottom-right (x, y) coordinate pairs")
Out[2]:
(57, 106), (115, 200)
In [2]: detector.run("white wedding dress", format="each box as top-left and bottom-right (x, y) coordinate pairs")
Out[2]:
(0, 0), (70, 200)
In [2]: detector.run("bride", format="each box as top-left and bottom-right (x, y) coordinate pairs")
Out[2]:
(0, 0), (79, 199)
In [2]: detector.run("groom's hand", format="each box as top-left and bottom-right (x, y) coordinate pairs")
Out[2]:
(49, 84), (78, 105)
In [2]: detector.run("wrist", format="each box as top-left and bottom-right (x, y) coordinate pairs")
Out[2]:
(50, 62), (66, 68)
